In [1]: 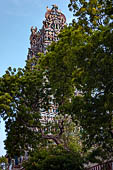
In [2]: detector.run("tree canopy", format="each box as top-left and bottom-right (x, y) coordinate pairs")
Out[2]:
(23, 146), (84, 170)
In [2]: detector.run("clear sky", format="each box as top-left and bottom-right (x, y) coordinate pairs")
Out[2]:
(0, 0), (73, 156)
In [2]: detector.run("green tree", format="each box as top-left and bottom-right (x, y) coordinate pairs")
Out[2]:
(23, 146), (84, 170)
(0, 59), (50, 156)
(68, 0), (113, 31)
(0, 156), (7, 170)
(39, 0), (113, 159)
(67, 0), (113, 158)
(0, 58), (81, 157)
(0, 156), (7, 164)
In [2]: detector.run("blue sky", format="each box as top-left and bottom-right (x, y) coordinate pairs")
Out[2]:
(0, 0), (73, 156)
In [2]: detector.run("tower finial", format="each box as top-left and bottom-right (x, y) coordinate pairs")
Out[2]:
(52, 4), (58, 9)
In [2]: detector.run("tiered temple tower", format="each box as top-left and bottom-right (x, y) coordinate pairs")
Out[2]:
(27, 4), (66, 132)
(7, 6), (66, 170)
(27, 5), (66, 60)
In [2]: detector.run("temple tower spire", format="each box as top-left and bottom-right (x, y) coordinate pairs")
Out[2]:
(27, 5), (66, 60)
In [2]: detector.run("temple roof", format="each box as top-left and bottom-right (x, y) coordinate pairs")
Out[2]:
(45, 5), (66, 23)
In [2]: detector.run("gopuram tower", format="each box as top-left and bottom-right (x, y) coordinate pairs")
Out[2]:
(27, 5), (66, 60)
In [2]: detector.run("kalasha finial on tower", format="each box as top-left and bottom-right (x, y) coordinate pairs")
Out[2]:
(52, 4), (58, 9)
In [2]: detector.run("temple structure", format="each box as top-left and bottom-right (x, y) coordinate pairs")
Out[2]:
(27, 4), (66, 60)
(7, 6), (66, 170)
(27, 5), (67, 126)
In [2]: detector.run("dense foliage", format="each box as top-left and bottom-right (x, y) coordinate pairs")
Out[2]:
(39, 0), (113, 159)
(23, 146), (84, 170)
(0, 156), (7, 170)
(0, 59), (82, 157)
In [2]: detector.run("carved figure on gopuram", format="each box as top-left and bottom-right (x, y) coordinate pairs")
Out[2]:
(27, 5), (66, 60)
(30, 26), (38, 47)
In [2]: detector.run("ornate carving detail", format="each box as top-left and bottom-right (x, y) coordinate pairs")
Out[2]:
(30, 26), (38, 47)
(27, 5), (66, 60)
